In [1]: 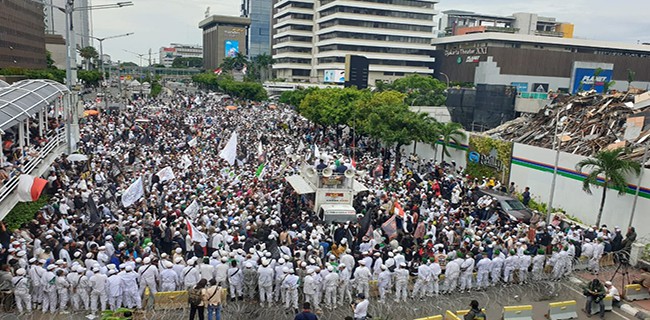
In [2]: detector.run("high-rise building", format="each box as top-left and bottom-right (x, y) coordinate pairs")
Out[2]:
(241, 0), (273, 57)
(43, 0), (92, 49)
(199, 15), (251, 71)
(0, 0), (47, 69)
(439, 10), (574, 38)
(272, 0), (438, 84)
(159, 44), (203, 68)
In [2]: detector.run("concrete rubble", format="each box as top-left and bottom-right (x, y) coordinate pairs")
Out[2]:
(484, 90), (650, 164)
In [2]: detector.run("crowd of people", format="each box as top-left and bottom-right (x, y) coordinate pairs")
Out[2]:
(0, 90), (638, 319)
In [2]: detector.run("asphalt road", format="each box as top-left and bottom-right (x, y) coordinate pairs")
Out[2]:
(0, 277), (633, 320)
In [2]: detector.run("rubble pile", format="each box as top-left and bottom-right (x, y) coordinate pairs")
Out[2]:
(484, 90), (650, 163)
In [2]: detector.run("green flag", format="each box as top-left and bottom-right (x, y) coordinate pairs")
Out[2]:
(255, 163), (267, 180)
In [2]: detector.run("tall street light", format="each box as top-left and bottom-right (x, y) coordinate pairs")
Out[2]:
(85, 32), (134, 112)
(628, 142), (649, 228)
(32, 0), (133, 153)
(546, 103), (573, 223)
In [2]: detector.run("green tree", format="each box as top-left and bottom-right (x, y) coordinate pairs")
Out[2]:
(438, 122), (467, 162)
(575, 148), (641, 226)
(251, 53), (274, 82)
(78, 70), (102, 87)
(279, 87), (318, 107)
(627, 69), (636, 91)
(78, 46), (99, 70)
(299, 87), (370, 130)
(46, 51), (55, 69)
(377, 74), (447, 106)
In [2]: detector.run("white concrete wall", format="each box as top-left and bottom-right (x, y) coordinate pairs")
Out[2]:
(510, 143), (650, 239)
(404, 135), (469, 169)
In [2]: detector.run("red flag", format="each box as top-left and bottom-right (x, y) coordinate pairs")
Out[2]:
(351, 158), (357, 168)
(393, 202), (405, 219)
(381, 215), (397, 239)
(17, 174), (47, 202)
(214, 68), (222, 75)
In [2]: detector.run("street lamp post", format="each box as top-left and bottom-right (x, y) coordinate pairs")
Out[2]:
(628, 142), (649, 228)
(546, 103), (572, 224)
(85, 32), (134, 113)
(32, 0), (133, 153)
(439, 72), (450, 89)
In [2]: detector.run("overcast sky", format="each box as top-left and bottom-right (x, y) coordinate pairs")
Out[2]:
(91, 0), (649, 65)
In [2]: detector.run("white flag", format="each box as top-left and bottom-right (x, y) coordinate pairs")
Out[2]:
(184, 199), (200, 219)
(257, 141), (263, 157)
(314, 145), (320, 159)
(298, 141), (305, 153)
(188, 137), (198, 147)
(121, 177), (144, 208)
(219, 131), (238, 165)
(156, 166), (175, 183)
(186, 220), (208, 244)
(181, 154), (192, 169)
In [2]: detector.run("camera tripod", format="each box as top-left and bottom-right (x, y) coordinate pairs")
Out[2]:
(610, 252), (632, 290)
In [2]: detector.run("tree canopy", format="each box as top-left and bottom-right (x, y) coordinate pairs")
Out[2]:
(376, 74), (447, 106)
(172, 57), (203, 69)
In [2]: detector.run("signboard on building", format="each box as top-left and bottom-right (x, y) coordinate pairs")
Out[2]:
(466, 135), (514, 184)
(444, 47), (488, 57)
(570, 62), (614, 94)
(324, 70), (345, 83)
(532, 83), (549, 93)
(511, 82), (528, 93)
(225, 40), (239, 57)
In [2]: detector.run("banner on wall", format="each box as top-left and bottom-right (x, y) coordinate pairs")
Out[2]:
(466, 135), (514, 184)
(225, 40), (239, 57)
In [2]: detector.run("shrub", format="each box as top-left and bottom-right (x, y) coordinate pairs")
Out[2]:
(3, 195), (50, 230)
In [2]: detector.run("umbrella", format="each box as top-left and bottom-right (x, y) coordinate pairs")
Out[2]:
(67, 154), (88, 162)
(83, 110), (99, 117)
(225, 105), (238, 111)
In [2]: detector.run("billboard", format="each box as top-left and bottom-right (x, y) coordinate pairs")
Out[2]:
(225, 40), (239, 57)
(324, 70), (345, 83)
(466, 135), (514, 184)
(570, 63), (614, 94)
(511, 82), (528, 93)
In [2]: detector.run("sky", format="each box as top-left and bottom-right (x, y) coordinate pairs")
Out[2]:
(90, 0), (649, 65)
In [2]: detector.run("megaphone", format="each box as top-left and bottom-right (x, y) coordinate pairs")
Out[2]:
(344, 169), (355, 178)
(305, 167), (316, 177)
(322, 168), (333, 177)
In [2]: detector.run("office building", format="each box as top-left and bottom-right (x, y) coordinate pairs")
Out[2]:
(241, 0), (273, 57)
(439, 11), (574, 38)
(0, 0), (47, 69)
(272, 0), (438, 84)
(43, 0), (92, 49)
(199, 15), (251, 71)
(159, 44), (203, 68)
(432, 33), (650, 93)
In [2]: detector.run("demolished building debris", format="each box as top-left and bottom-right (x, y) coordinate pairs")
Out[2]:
(484, 90), (650, 164)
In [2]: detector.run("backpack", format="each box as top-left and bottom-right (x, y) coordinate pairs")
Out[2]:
(472, 310), (486, 320)
(188, 288), (202, 306)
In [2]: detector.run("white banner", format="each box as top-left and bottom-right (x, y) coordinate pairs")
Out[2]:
(156, 166), (175, 183)
(184, 199), (200, 219)
(121, 177), (144, 208)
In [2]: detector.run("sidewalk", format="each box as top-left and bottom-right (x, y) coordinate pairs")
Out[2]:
(575, 265), (650, 316)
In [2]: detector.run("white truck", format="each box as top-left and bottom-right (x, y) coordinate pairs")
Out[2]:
(285, 165), (368, 223)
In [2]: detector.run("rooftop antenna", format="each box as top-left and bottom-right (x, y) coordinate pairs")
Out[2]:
(205, 6), (210, 18)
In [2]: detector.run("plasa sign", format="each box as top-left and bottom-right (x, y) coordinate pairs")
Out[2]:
(572, 68), (613, 94)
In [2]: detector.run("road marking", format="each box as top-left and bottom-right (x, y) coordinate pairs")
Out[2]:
(561, 282), (632, 319)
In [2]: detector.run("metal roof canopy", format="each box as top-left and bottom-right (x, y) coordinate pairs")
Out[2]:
(0, 79), (69, 131)
(285, 175), (315, 194)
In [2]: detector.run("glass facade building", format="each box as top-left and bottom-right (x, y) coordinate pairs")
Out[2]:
(242, 0), (273, 57)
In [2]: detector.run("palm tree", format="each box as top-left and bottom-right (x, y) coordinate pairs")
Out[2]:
(253, 53), (274, 82)
(575, 148), (641, 226)
(78, 46), (99, 70)
(439, 122), (466, 162)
